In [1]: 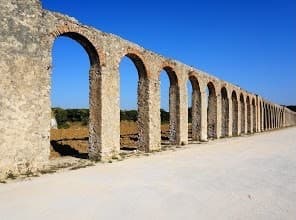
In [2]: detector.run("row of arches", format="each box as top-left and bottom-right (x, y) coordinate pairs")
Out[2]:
(187, 77), (260, 142)
(49, 29), (296, 161)
(261, 102), (285, 130)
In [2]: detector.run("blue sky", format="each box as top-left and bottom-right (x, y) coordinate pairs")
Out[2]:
(43, 0), (296, 109)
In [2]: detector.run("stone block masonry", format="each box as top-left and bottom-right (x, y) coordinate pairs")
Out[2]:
(0, 0), (296, 179)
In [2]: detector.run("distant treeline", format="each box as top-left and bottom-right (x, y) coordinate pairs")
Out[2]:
(53, 108), (193, 128)
(52, 108), (89, 128)
(287, 106), (296, 112)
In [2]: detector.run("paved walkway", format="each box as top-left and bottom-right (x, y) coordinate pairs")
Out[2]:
(1, 127), (296, 220)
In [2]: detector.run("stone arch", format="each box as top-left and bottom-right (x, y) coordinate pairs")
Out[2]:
(118, 53), (149, 151)
(240, 93), (245, 134)
(120, 53), (148, 79)
(52, 31), (101, 66)
(51, 31), (101, 160)
(252, 98), (256, 132)
(159, 66), (180, 145)
(207, 82), (217, 139)
(221, 87), (229, 138)
(246, 96), (251, 133)
(188, 74), (201, 141)
(231, 91), (238, 136)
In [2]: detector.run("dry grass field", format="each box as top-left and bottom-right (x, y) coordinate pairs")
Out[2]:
(50, 121), (173, 158)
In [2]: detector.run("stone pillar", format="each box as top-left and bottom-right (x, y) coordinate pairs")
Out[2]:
(149, 77), (162, 150)
(272, 107), (275, 129)
(228, 96), (233, 137)
(200, 89), (208, 141)
(264, 105), (267, 130)
(281, 110), (284, 127)
(278, 109), (280, 128)
(89, 59), (120, 161)
(237, 98), (242, 135)
(261, 102), (264, 131)
(191, 80), (202, 141)
(271, 107), (274, 129)
(254, 103), (256, 133)
(276, 108), (278, 128)
(216, 92), (222, 138)
(169, 84), (179, 144)
(275, 109), (278, 128)
(279, 110), (282, 128)
(244, 99), (248, 133)
(179, 77), (188, 145)
(274, 107), (277, 128)
(250, 102), (254, 133)
(278, 110), (280, 128)
(256, 99), (260, 132)
(268, 105), (272, 130)
(139, 76), (161, 151)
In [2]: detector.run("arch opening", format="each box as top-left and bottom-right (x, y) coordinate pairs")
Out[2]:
(252, 98), (256, 132)
(268, 105), (271, 129)
(207, 82), (217, 139)
(246, 96), (251, 133)
(50, 33), (101, 160)
(260, 102), (264, 131)
(263, 104), (267, 130)
(119, 54), (148, 152)
(221, 87), (229, 138)
(240, 94), (245, 134)
(187, 75), (201, 142)
(232, 91), (238, 136)
(160, 67), (179, 145)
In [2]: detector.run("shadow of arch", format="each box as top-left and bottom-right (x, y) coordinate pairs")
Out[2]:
(50, 140), (88, 159)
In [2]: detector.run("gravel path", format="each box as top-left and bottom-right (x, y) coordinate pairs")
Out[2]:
(1, 127), (296, 220)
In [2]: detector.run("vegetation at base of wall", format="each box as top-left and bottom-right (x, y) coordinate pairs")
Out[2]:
(52, 107), (193, 128)
(287, 105), (296, 112)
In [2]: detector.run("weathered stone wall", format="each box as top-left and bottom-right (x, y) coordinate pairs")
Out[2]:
(1, 0), (296, 179)
(0, 0), (50, 179)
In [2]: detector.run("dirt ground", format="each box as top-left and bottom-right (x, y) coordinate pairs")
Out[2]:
(50, 121), (177, 158)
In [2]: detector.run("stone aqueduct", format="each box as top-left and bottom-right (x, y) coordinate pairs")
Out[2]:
(0, 1), (296, 177)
